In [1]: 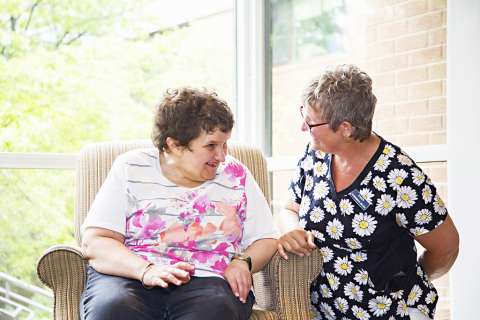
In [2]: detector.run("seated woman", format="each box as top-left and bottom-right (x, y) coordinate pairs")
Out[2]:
(80, 87), (278, 320)
(277, 65), (459, 320)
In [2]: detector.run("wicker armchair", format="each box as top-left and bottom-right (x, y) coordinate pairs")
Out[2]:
(37, 141), (322, 320)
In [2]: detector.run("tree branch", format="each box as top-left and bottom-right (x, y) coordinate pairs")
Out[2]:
(55, 31), (69, 48)
(9, 16), (17, 31)
(65, 31), (87, 45)
(24, 0), (43, 31)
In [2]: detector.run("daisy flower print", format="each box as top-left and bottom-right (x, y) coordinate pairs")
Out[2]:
(339, 198), (354, 216)
(374, 154), (391, 172)
(368, 296), (392, 317)
(372, 176), (387, 192)
(352, 213), (377, 237)
(326, 218), (344, 240)
(334, 256), (353, 276)
(387, 168), (408, 190)
(422, 184), (433, 204)
(375, 194), (395, 216)
(314, 161), (328, 177)
(313, 180), (330, 200)
(396, 186), (418, 208)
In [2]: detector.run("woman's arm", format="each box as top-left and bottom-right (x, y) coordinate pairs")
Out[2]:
(224, 238), (277, 303)
(277, 202), (316, 259)
(415, 215), (459, 281)
(82, 227), (193, 287)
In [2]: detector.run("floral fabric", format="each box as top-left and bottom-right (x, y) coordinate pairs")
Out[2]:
(289, 137), (447, 319)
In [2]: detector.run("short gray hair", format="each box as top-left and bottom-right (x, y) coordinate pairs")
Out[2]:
(303, 64), (376, 141)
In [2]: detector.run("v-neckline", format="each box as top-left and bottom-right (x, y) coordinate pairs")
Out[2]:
(326, 137), (385, 199)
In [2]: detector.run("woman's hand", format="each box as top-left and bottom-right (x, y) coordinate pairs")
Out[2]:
(224, 260), (252, 303)
(142, 262), (194, 288)
(277, 229), (316, 259)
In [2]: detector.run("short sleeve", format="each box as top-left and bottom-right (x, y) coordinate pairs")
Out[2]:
(81, 156), (128, 236)
(240, 170), (279, 249)
(394, 158), (448, 237)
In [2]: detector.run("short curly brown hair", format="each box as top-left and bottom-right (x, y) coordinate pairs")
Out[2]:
(152, 87), (234, 151)
(303, 64), (377, 141)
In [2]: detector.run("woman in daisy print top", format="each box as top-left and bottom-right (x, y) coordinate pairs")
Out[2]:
(277, 65), (459, 320)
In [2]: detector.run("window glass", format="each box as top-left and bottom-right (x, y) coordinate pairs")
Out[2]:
(0, 0), (235, 153)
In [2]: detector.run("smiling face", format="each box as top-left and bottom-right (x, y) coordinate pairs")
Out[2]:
(166, 129), (231, 186)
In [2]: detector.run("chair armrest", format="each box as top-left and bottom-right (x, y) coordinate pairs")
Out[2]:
(37, 245), (88, 320)
(253, 249), (323, 320)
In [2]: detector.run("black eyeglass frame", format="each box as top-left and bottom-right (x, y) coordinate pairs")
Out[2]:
(299, 105), (328, 131)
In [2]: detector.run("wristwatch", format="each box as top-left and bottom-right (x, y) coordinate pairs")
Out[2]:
(232, 254), (252, 272)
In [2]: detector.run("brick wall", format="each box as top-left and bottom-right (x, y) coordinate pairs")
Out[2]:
(271, 0), (450, 318)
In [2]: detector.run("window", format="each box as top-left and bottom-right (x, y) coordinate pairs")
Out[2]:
(0, 1), (235, 316)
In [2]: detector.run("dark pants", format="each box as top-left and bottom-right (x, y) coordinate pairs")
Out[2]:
(80, 266), (255, 320)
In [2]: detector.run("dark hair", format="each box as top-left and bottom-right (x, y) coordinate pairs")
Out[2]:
(303, 64), (377, 141)
(152, 87), (234, 151)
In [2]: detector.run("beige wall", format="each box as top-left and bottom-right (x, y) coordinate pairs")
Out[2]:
(271, 0), (449, 318)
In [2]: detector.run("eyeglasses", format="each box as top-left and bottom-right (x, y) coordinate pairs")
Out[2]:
(299, 105), (328, 131)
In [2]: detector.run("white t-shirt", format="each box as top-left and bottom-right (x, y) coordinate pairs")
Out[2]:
(82, 148), (278, 277)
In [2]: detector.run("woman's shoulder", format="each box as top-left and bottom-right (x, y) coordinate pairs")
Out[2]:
(114, 148), (159, 167)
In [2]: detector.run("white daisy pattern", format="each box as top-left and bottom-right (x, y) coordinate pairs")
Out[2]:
(324, 197), (337, 215)
(311, 230), (325, 242)
(374, 154), (391, 172)
(345, 238), (362, 250)
(354, 269), (369, 285)
(344, 282), (363, 302)
(359, 188), (374, 205)
(415, 209), (432, 225)
(368, 296), (392, 317)
(351, 305), (370, 320)
(326, 272), (341, 291)
(313, 180), (330, 200)
(299, 196), (311, 217)
(383, 144), (396, 158)
(411, 167), (426, 185)
(375, 194), (396, 216)
(387, 168), (408, 190)
(287, 141), (447, 319)
(422, 184), (433, 204)
(314, 161), (328, 177)
(334, 297), (349, 314)
(397, 153), (413, 166)
(425, 291), (437, 304)
(396, 300), (408, 316)
(304, 174), (314, 191)
(433, 194), (447, 215)
(320, 284), (333, 298)
(339, 199), (354, 216)
(320, 302), (336, 320)
(334, 256), (353, 276)
(310, 207), (325, 223)
(350, 252), (367, 263)
(326, 219), (344, 240)
(302, 155), (314, 171)
(352, 213), (377, 237)
(361, 171), (372, 185)
(372, 176), (387, 192)
(395, 213), (408, 228)
(396, 186), (418, 208)
(407, 285), (423, 305)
